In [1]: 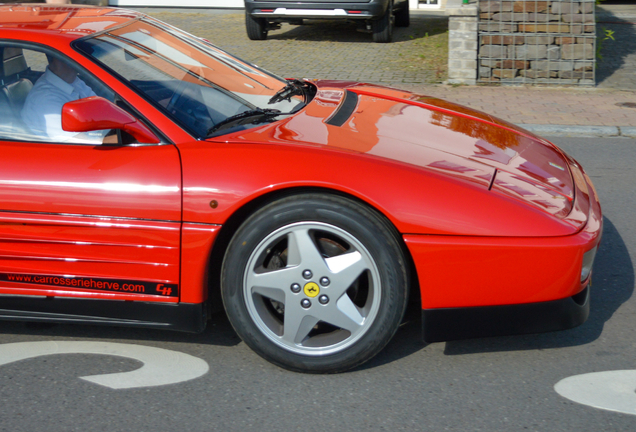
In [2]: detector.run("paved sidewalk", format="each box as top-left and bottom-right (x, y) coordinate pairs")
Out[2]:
(400, 84), (636, 137)
(137, 7), (636, 137)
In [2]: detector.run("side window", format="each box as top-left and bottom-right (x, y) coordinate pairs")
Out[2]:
(0, 44), (114, 144)
(22, 50), (47, 75)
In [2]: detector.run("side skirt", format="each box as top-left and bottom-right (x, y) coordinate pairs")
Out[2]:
(0, 296), (206, 333)
(422, 285), (590, 343)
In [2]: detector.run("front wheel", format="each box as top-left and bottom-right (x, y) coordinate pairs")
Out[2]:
(395, 4), (410, 27)
(372, 4), (394, 43)
(246, 12), (268, 40)
(221, 194), (409, 373)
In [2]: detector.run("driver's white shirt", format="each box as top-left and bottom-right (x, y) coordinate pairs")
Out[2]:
(21, 67), (101, 143)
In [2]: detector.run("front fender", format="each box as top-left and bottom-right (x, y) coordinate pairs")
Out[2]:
(179, 141), (579, 238)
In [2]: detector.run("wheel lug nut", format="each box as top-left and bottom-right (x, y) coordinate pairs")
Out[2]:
(291, 283), (301, 293)
(301, 299), (311, 308)
(302, 269), (313, 279)
(318, 295), (329, 305)
(320, 277), (330, 286)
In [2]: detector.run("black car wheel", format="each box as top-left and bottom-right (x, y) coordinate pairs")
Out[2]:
(245, 12), (268, 40)
(395, 4), (410, 27)
(221, 193), (409, 373)
(372, 4), (394, 43)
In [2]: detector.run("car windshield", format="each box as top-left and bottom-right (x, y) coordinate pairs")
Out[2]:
(74, 17), (307, 138)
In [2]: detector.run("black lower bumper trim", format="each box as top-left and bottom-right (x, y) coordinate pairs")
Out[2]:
(422, 285), (590, 343)
(0, 296), (206, 333)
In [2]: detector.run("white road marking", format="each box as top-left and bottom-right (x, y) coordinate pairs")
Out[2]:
(555, 370), (636, 416)
(0, 341), (209, 389)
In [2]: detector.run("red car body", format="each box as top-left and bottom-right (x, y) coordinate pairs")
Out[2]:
(0, 5), (601, 371)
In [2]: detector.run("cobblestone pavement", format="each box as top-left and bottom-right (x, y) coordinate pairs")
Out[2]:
(149, 10), (449, 85)
(140, 7), (636, 128)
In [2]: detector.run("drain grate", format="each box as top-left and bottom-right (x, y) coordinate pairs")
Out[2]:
(616, 102), (636, 109)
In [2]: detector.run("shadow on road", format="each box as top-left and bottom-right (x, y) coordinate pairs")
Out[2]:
(596, 7), (636, 86)
(443, 217), (633, 356)
(0, 308), (242, 348)
(355, 297), (426, 371)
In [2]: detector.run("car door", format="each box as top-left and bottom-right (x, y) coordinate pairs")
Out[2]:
(0, 44), (183, 303)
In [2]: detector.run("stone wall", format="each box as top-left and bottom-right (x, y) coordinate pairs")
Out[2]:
(478, 0), (595, 85)
(448, 5), (479, 84)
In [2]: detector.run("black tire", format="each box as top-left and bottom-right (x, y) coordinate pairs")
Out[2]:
(221, 193), (409, 373)
(395, 4), (410, 27)
(372, 4), (394, 43)
(245, 12), (268, 40)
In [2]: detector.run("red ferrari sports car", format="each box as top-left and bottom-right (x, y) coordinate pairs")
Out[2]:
(0, 5), (601, 373)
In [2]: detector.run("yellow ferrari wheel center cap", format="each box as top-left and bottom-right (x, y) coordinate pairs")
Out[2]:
(303, 282), (320, 298)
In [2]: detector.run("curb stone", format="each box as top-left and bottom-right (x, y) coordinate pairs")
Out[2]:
(621, 127), (636, 138)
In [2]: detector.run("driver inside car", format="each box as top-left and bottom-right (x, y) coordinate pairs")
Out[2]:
(21, 55), (112, 143)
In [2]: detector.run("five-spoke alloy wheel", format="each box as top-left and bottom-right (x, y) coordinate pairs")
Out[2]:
(221, 194), (409, 373)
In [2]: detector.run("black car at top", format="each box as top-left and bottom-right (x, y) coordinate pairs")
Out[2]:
(244, 0), (410, 42)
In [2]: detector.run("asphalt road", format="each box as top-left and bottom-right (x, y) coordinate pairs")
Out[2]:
(0, 137), (635, 432)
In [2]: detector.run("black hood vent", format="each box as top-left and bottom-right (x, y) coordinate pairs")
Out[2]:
(325, 90), (359, 127)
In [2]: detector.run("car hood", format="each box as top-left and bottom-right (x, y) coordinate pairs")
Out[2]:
(221, 81), (575, 219)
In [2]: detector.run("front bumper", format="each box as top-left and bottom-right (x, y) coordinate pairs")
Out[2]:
(406, 152), (602, 342)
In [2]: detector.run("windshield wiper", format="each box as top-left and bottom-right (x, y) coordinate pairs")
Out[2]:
(268, 79), (310, 105)
(206, 108), (282, 136)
